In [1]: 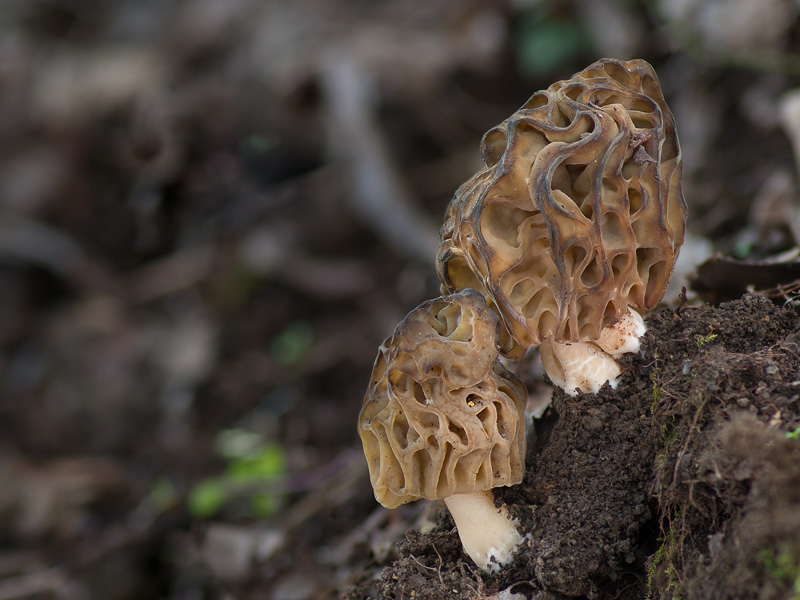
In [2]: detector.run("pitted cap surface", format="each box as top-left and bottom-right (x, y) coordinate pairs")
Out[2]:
(437, 58), (687, 354)
(358, 289), (527, 508)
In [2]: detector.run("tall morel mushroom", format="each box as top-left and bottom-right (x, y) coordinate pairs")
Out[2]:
(358, 289), (527, 572)
(358, 58), (685, 578)
(437, 58), (687, 394)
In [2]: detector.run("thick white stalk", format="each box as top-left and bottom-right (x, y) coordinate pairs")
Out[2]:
(595, 307), (646, 358)
(540, 307), (646, 396)
(443, 490), (523, 573)
(539, 338), (621, 396)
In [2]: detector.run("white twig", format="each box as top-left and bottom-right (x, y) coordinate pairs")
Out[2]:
(320, 51), (440, 264)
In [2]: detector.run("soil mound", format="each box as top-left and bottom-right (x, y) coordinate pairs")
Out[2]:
(349, 294), (800, 599)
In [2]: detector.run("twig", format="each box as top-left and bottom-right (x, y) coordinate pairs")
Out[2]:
(0, 569), (67, 600)
(431, 543), (445, 586)
(320, 51), (440, 264)
(410, 553), (444, 587)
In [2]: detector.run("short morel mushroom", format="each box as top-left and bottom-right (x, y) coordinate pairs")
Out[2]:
(358, 289), (527, 572)
(437, 58), (687, 394)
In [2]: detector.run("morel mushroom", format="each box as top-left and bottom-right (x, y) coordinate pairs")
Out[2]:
(437, 58), (687, 394)
(358, 289), (527, 572)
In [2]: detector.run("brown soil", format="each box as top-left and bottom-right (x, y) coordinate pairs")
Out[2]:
(346, 293), (800, 600)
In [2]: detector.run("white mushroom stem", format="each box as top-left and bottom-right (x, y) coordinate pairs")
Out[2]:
(595, 307), (646, 358)
(539, 338), (621, 396)
(540, 307), (646, 396)
(443, 490), (524, 573)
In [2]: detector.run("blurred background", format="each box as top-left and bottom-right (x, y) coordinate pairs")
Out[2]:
(2, 0), (800, 598)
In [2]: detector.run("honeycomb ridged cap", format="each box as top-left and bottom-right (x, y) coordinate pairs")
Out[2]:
(358, 289), (527, 508)
(437, 58), (687, 353)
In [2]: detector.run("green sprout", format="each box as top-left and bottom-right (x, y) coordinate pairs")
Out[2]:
(270, 321), (314, 366)
(514, 12), (595, 80)
(760, 547), (800, 599)
(695, 330), (718, 349)
(188, 479), (227, 519)
(786, 427), (800, 441)
(188, 428), (287, 519)
(150, 477), (179, 511)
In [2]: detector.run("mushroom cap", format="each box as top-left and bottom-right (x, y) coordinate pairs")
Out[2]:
(358, 289), (527, 509)
(437, 58), (687, 353)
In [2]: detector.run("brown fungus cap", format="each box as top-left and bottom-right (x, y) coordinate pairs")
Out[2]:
(437, 58), (687, 354)
(358, 289), (527, 509)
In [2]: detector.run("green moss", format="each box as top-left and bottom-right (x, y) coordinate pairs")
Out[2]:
(694, 330), (718, 349)
(647, 514), (685, 600)
(760, 547), (800, 599)
(188, 428), (287, 519)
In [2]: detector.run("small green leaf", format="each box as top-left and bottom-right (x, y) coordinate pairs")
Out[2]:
(188, 479), (227, 518)
(733, 240), (754, 259)
(251, 493), (281, 518)
(227, 444), (286, 481)
(787, 427), (800, 441)
(515, 13), (594, 80)
(150, 477), (178, 511)
(270, 321), (314, 366)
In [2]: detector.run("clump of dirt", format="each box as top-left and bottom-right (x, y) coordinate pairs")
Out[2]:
(647, 293), (800, 600)
(348, 293), (800, 599)
(668, 417), (800, 600)
(373, 529), (481, 599)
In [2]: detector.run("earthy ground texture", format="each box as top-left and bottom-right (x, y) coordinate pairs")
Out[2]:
(3, 1), (800, 600)
(348, 294), (800, 600)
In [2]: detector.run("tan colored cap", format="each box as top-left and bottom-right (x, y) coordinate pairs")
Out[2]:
(437, 58), (687, 353)
(358, 289), (527, 509)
